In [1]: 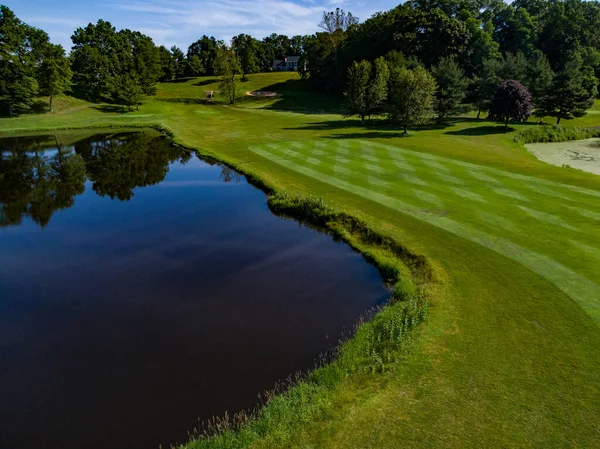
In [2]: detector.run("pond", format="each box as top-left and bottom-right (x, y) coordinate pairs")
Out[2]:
(0, 131), (388, 449)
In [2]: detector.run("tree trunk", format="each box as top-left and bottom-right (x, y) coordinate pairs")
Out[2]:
(8, 104), (13, 117)
(505, 114), (509, 129)
(49, 95), (54, 113)
(477, 108), (481, 119)
(556, 116), (561, 125)
(403, 125), (408, 134)
(361, 115), (365, 125)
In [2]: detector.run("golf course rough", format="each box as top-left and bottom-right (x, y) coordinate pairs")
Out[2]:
(250, 139), (600, 323)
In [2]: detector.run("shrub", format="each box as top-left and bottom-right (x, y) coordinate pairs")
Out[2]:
(515, 125), (600, 144)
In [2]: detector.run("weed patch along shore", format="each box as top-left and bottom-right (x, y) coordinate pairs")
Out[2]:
(182, 193), (432, 449)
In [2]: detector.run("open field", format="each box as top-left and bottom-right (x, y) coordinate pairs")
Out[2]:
(1, 73), (600, 447)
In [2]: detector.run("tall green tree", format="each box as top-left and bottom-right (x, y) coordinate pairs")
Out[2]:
(365, 57), (390, 120)
(342, 60), (371, 124)
(187, 36), (222, 76)
(38, 43), (72, 112)
(523, 50), (554, 107)
(467, 58), (501, 119)
(114, 74), (143, 111)
(536, 53), (598, 124)
(171, 46), (186, 80)
(157, 45), (175, 81)
(232, 34), (260, 81)
(215, 46), (242, 104)
(388, 66), (437, 134)
(431, 57), (469, 121)
(0, 6), (44, 116)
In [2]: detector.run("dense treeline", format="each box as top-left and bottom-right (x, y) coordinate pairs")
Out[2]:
(1, 1), (598, 121)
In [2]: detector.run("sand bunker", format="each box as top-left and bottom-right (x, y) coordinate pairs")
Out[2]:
(526, 138), (600, 175)
(246, 91), (279, 97)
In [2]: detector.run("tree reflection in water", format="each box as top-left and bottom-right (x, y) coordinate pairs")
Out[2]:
(0, 132), (191, 227)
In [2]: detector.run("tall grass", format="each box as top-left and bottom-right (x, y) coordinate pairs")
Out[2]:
(182, 193), (432, 449)
(515, 125), (600, 144)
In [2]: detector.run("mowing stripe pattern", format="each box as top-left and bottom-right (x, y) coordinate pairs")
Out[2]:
(250, 139), (600, 324)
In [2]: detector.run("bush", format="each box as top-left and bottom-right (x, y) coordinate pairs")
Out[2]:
(515, 125), (600, 144)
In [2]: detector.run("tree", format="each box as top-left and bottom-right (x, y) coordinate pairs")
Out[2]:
(319, 8), (359, 32)
(523, 50), (554, 107)
(388, 66), (437, 134)
(187, 36), (222, 76)
(171, 46), (186, 80)
(467, 58), (501, 119)
(38, 43), (72, 112)
(488, 80), (533, 128)
(232, 34), (260, 81)
(496, 52), (528, 82)
(215, 46), (242, 105)
(71, 20), (161, 103)
(536, 53), (598, 124)
(114, 74), (143, 111)
(157, 45), (175, 81)
(365, 57), (390, 120)
(0, 6), (44, 116)
(343, 60), (371, 124)
(431, 57), (469, 122)
(185, 55), (204, 78)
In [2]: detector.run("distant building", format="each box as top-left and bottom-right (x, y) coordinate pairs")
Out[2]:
(272, 56), (300, 72)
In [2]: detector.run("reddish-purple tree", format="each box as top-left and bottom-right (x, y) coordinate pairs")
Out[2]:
(488, 80), (533, 129)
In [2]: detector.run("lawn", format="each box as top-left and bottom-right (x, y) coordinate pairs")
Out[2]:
(1, 73), (600, 448)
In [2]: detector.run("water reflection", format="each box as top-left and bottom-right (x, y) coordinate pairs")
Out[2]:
(0, 132), (192, 226)
(0, 131), (388, 449)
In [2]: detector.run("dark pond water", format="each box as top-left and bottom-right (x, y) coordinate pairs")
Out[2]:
(0, 131), (388, 449)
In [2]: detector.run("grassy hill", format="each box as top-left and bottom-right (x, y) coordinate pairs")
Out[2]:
(1, 72), (599, 448)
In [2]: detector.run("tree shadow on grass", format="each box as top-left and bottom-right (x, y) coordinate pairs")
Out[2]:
(444, 125), (515, 136)
(157, 98), (217, 106)
(92, 105), (129, 114)
(283, 118), (453, 133)
(192, 78), (218, 87)
(323, 132), (410, 140)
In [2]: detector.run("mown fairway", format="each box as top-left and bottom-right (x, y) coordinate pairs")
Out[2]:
(1, 73), (600, 447)
(251, 139), (600, 323)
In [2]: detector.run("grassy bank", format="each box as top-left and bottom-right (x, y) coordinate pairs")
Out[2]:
(1, 73), (600, 448)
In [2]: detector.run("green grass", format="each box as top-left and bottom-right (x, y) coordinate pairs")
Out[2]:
(1, 73), (600, 448)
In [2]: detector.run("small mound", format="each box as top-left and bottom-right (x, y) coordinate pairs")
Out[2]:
(246, 91), (279, 97)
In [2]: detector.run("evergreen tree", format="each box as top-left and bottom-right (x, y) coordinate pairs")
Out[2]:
(497, 52), (528, 82)
(157, 45), (175, 81)
(488, 80), (533, 128)
(365, 57), (390, 120)
(114, 74), (143, 111)
(171, 46), (186, 80)
(523, 50), (554, 107)
(431, 57), (469, 122)
(185, 55), (204, 78)
(38, 43), (72, 112)
(388, 66), (437, 134)
(467, 58), (501, 119)
(536, 53), (598, 124)
(342, 60), (371, 124)
(215, 46), (243, 104)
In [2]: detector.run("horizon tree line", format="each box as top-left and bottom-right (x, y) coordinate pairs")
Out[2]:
(1, 1), (599, 122)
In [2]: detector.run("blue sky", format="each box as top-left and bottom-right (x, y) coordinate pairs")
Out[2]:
(4, 0), (400, 51)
